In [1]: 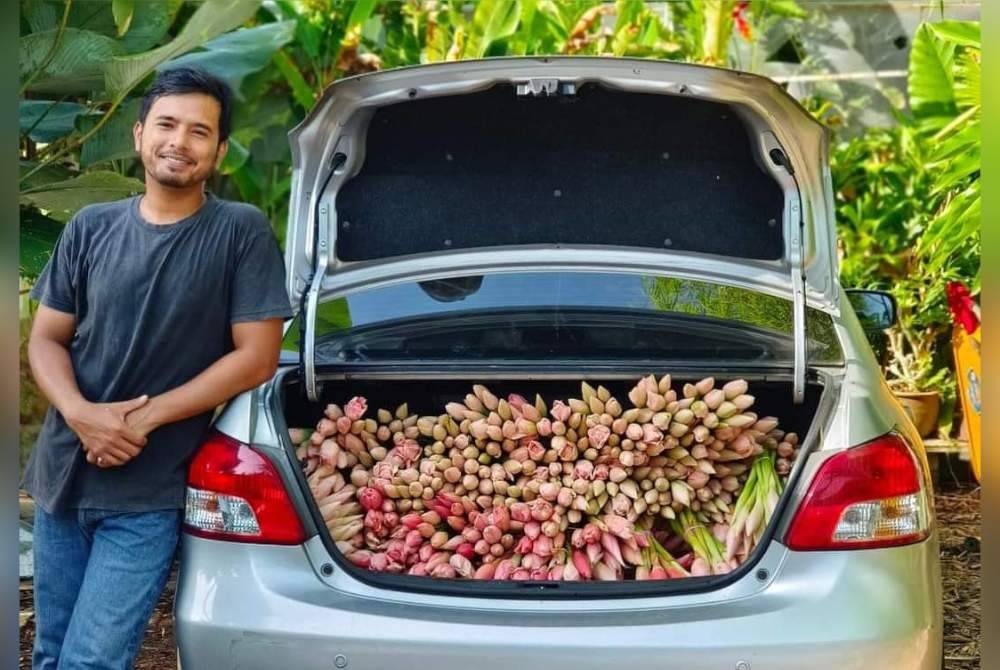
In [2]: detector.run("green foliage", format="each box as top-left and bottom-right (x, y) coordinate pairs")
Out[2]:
(830, 20), (980, 435)
(20, 170), (144, 222)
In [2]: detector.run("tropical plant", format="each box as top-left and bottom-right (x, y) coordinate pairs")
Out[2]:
(18, 0), (277, 277)
(830, 19), (980, 434)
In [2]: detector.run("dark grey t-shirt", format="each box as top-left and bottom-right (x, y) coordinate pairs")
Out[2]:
(24, 193), (294, 513)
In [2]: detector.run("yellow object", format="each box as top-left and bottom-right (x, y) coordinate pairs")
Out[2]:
(952, 323), (981, 481)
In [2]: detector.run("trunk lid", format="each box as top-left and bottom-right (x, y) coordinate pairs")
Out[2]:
(284, 58), (840, 402)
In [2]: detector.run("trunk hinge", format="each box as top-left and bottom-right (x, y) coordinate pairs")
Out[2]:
(790, 197), (807, 405)
(303, 199), (333, 402)
(769, 147), (808, 405)
(300, 152), (347, 402)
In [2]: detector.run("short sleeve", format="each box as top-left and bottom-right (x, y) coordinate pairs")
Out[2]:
(230, 223), (294, 324)
(28, 217), (79, 314)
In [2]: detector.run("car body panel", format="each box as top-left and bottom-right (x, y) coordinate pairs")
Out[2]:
(175, 533), (941, 670)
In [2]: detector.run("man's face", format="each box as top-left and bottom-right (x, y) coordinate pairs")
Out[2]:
(133, 92), (228, 189)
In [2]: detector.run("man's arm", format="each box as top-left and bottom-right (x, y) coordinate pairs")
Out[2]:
(28, 304), (150, 467)
(125, 319), (284, 438)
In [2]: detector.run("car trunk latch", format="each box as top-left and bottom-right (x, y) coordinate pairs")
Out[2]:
(516, 78), (576, 97)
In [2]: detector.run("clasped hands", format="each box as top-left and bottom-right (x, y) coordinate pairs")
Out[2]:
(66, 395), (160, 469)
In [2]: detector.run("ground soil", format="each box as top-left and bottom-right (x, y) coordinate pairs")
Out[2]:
(19, 483), (981, 669)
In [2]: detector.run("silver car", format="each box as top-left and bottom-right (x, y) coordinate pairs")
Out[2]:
(175, 58), (942, 669)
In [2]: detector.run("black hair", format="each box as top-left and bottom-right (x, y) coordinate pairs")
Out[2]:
(138, 67), (234, 142)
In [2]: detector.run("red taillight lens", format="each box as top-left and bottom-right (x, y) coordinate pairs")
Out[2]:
(184, 431), (307, 545)
(785, 433), (931, 551)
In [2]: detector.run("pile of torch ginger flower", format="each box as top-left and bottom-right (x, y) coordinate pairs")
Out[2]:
(292, 375), (801, 581)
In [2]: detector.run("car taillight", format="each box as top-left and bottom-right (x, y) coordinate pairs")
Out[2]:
(184, 431), (307, 545)
(785, 433), (931, 551)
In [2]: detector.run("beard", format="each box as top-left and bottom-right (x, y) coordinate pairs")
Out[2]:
(146, 161), (215, 188)
(139, 142), (218, 189)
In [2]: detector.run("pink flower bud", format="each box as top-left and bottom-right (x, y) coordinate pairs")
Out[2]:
(587, 425), (611, 449)
(405, 530), (423, 549)
(549, 565), (564, 581)
(572, 550), (593, 580)
(336, 416), (353, 435)
(594, 562), (620, 581)
(511, 568), (531, 580)
(425, 552), (449, 570)
(483, 525), (502, 545)
(649, 566), (669, 580)
(470, 420), (489, 440)
(601, 533), (624, 567)
(400, 512), (422, 530)
(534, 536), (554, 558)
(430, 563), (457, 579)
(474, 539), (491, 556)
(506, 393), (528, 410)
(419, 543), (435, 562)
(642, 424), (663, 444)
(522, 553), (543, 570)
(370, 553), (389, 572)
(456, 543), (476, 560)
(515, 535), (534, 554)
(530, 500), (554, 521)
(621, 543), (643, 566)
(346, 550), (373, 568)
(495, 559), (515, 580)
(526, 440), (546, 461)
(530, 568), (550, 581)
(581, 523), (602, 545)
(557, 441), (579, 462)
(345, 396), (368, 421)
(541, 520), (560, 538)
(554, 488), (573, 509)
(536, 419), (553, 436)
(491, 505), (511, 532)
(556, 560), (576, 581)
(602, 514), (634, 541)
(510, 502), (532, 523)
(551, 401), (572, 423)
(592, 464), (610, 481)
(358, 487), (384, 512)
(474, 562), (497, 580)
(586, 542), (602, 564)
(539, 482), (561, 502)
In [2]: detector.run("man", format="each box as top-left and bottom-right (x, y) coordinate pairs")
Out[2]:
(24, 67), (293, 669)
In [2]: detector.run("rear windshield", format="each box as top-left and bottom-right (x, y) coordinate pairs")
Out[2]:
(283, 272), (843, 366)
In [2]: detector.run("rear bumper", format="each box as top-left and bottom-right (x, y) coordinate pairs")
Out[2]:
(175, 534), (941, 670)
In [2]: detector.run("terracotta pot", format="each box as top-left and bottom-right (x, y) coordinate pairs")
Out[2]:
(894, 391), (941, 438)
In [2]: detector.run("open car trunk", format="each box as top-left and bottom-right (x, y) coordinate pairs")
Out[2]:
(275, 368), (831, 598)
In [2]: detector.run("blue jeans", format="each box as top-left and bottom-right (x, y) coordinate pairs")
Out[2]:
(32, 507), (182, 670)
